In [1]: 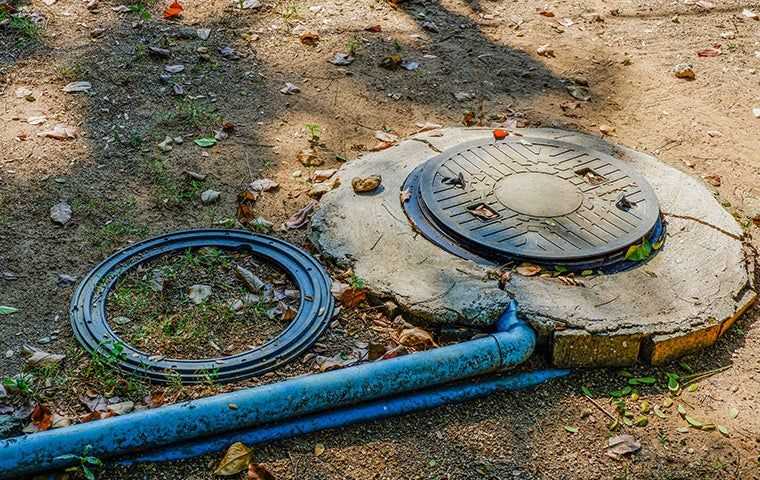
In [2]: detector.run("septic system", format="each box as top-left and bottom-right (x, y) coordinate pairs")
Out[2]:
(0, 127), (755, 479)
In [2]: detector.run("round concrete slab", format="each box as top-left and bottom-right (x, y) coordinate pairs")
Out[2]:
(310, 128), (757, 367)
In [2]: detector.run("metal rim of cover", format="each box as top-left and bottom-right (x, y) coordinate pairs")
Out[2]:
(70, 229), (334, 384)
(401, 136), (665, 271)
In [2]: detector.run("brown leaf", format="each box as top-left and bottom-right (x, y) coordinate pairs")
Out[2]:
(697, 45), (721, 57)
(398, 327), (437, 350)
(468, 203), (499, 220)
(248, 463), (276, 480)
(400, 189), (411, 202)
(299, 31), (320, 45)
(703, 174), (721, 187)
(365, 24), (382, 32)
(369, 141), (394, 151)
(236, 189), (260, 223)
(285, 200), (318, 229)
(144, 391), (166, 408)
(314, 443), (325, 456)
(297, 147), (323, 166)
(462, 111), (477, 126)
(537, 8), (555, 17)
(214, 442), (253, 476)
(31, 403), (52, 431)
(516, 263), (541, 276)
(340, 288), (366, 308)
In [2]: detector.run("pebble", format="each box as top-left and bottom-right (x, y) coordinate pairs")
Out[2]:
(5, 350), (13, 358)
(673, 63), (696, 80)
(56, 274), (76, 287)
(38, 337), (52, 345)
(200, 189), (220, 204)
(50, 201), (72, 225)
(112, 316), (131, 325)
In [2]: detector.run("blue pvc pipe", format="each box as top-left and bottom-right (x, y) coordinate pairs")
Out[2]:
(0, 303), (535, 479)
(123, 369), (570, 465)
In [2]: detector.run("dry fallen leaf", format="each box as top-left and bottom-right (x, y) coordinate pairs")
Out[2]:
(340, 288), (366, 308)
(697, 45), (721, 57)
(248, 463), (276, 480)
(297, 147), (323, 166)
(606, 434), (641, 459)
(300, 31), (320, 45)
(314, 443), (325, 456)
(703, 174), (721, 187)
(214, 442), (253, 476)
(163, 0), (183, 19)
(516, 263), (541, 277)
(398, 327), (437, 350)
(236, 189), (259, 224)
(31, 403), (53, 432)
(468, 203), (499, 220)
(285, 200), (318, 229)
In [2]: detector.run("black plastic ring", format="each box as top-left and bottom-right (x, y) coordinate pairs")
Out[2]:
(70, 229), (334, 384)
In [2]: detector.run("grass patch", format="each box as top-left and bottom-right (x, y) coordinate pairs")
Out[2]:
(153, 98), (222, 132)
(0, 11), (40, 39)
(145, 157), (206, 207)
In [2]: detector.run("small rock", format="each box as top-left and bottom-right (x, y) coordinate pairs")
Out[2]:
(352, 175), (382, 193)
(196, 28), (211, 40)
(249, 178), (279, 192)
(56, 274), (76, 287)
(567, 84), (591, 101)
(38, 337), (52, 345)
(720, 31), (735, 39)
(148, 46), (171, 58)
(742, 8), (759, 20)
(112, 316), (131, 325)
(421, 20), (439, 32)
(329, 53), (354, 66)
(218, 46), (240, 60)
(228, 299), (244, 312)
(201, 189), (220, 204)
(174, 136), (184, 144)
(280, 82), (300, 95)
(188, 285), (212, 304)
(374, 131), (399, 143)
(157, 136), (173, 152)
(185, 170), (205, 180)
(50, 201), (72, 225)
(292, 170), (303, 178)
(164, 64), (185, 74)
(108, 401), (135, 415)
(241, 0), (261, 8)
(308, 177), (341, 198)
(235, 265), (266, 292)
(454, 92), (475, 102)
(149, 270), (164, 292)
(673, 63), (695, 80)
(753, 107), (760, 119)
(537, 44), (555, 57)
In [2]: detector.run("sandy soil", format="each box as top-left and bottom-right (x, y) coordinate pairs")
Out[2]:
(1, 0), (759, 478)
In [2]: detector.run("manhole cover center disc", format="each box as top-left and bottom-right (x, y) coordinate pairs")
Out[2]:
(493, 172), (582, 217)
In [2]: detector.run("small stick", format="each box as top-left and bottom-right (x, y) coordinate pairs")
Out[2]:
(583, 394), (616, 421)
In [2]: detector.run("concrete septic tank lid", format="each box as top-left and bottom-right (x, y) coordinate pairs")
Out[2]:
(310, 128), (757, 367)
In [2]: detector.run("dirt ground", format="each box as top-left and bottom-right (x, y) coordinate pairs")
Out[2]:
(1, 0), (760, 478)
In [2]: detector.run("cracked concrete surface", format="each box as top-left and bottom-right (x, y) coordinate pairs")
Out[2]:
(310, 128), (756, 367)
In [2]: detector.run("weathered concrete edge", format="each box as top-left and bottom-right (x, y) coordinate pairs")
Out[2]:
(309, 127), (756, 366)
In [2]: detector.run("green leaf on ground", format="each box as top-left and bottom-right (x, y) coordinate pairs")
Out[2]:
(581, 386), (592, 397)
(194, 137), (217, 148)
(685, 415), (703, 428)
(0, 306), (18, 315)
(728, 407), (739, 419)
(654, 406), (668, 419)
(625, 239), (652, 261)
(628, 376), (656, 385)
(609, 386), (632, 398)
(677, 404), (687, 416)
(717, 424), (730, 436)
(564, 426), (578, 433)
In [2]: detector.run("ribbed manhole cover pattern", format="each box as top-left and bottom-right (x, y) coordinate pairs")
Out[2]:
(407, 137), (662, 265)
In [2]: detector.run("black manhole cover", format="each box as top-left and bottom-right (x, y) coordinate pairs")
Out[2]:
(70, 229), (334, 384)
(403, 136), (664, 270)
